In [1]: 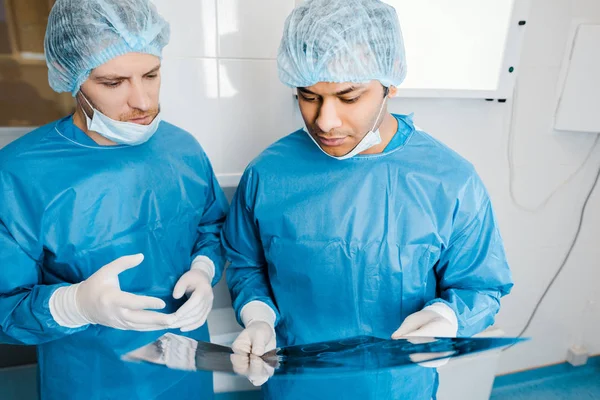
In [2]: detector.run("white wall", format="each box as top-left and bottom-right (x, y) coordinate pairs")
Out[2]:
(155, 0), (600, 375)
(491, 0), (600, 373)
(153, 0), (303, 187)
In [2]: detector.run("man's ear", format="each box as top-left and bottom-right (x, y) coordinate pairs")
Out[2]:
(387, 85), (398, 98)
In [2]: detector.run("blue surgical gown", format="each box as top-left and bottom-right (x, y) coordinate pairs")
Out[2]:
(222, 113), (513, 399)
(0, 116), (228, 399)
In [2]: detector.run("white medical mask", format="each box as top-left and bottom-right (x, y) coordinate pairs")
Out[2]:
(304, 93), (388, 160)
(80, 93), (161, 146)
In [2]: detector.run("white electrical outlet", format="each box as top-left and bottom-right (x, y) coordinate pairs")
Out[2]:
(567, 345), (589, 367)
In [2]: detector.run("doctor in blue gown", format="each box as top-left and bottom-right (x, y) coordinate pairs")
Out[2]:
(0, 0), (227, 398)
(222, 0), (513, 398)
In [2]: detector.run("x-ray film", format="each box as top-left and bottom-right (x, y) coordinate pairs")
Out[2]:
(123, 333), (526, 376)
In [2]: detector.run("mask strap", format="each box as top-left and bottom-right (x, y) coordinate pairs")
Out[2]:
(370, 88), (389, 132)
(77, 91), (95, 120)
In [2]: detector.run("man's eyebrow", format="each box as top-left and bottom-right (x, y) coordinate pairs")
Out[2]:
(298, 86), (365, 96)
(143, 64), (161, 75)
(93, 73), (128, 81)
(298, 87), (316, 95)
(93, 64), (161, 81)
(335, 86), (356, 96)
(335, 86), (366, 96)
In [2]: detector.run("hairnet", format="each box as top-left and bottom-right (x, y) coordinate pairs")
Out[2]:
(277, 0), (406, 88)
(44, 0), (170, 96)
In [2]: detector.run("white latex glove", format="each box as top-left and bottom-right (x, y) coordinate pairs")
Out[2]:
(392, 303), (458, 339)
(230, 353), (276, 387)
(50, 254), (176, 331)
(230, 301), (277, 386)
(232, 301), (277, 356)
(169, 256), (215, 332)
(232, 321), (277, 356)
(392, 303), (459, 368)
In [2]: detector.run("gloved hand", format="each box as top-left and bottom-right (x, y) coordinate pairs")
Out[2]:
(169, 256), (215, 332)
(231, 301), (278, 386)
(232, 321), (277, 356)
(50, 254), (176, 331)
(392, 303), (458, 338)
(391, 303), (459, 368)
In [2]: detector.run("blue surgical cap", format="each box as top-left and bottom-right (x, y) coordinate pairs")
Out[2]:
(277, 0), (407, 88)
(44, 0), (170, 96)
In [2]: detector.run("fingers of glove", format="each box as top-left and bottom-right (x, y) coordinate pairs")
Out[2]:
(265, 334), (277, 353)
(402, 319), (451, 338)
(172, 295), (203, 321)
(169, 314), (200, 330)
(230, 354), (250, 375)
(120, 309), (176, 327)
(101, 254), (144, 276)
(175, 291), (213, 320)
(232, 330), (252, 354)
(181, 299), (212, 320)
(172, 272), (195, 300)
(178, 314), (210, 332)
(115, 292), (166, 311)
(111, 318), (172, 332)
(134, 324), (177, 332)
(391, 312), (431, 339)
(250, 327), (273, 356)
(250, 338), (266, 357)
(181, 318), (206, 332)
(170, 302), (212, 330)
